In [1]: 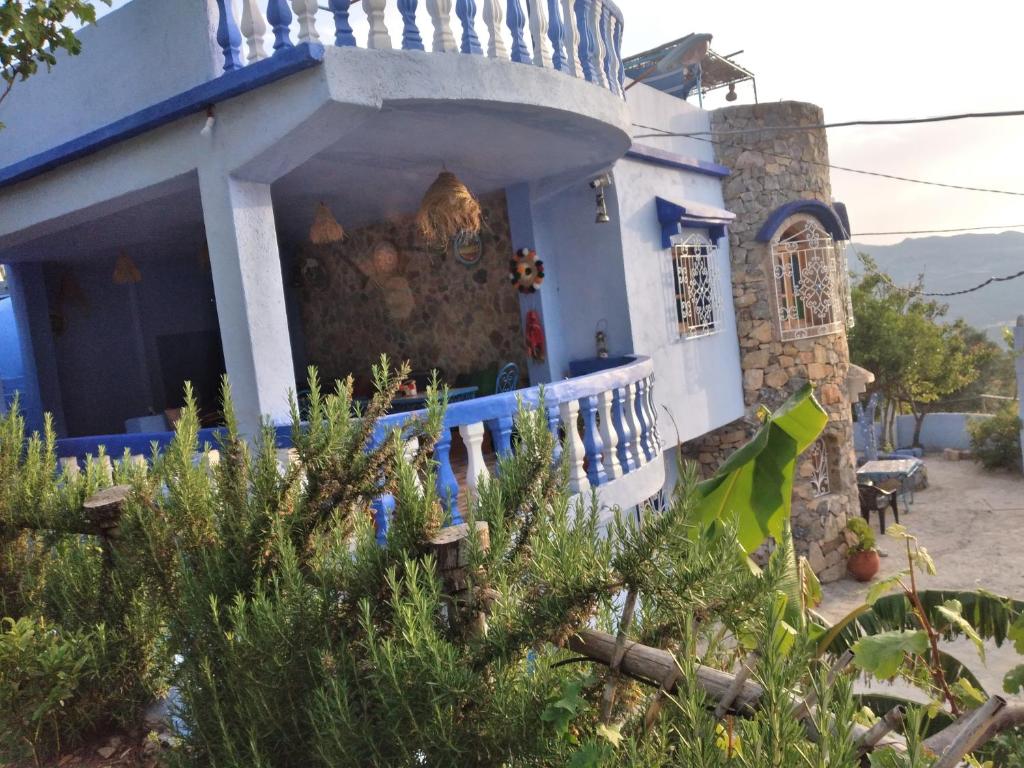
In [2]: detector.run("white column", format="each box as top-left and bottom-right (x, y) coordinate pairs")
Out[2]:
(364, 0), (393, 49)
(589, 0), (607, 87)
(529, 0), (552, 67)
(559, 399), (590, 494)
(481, 0), (509, 59)
(622, 381), (642, 466)
(292, 0), (321, 44)
(459, 421), (489, 499)
(559, 0), (579, 77)
(240, 0), (268, 61)
(426, 0), (458, 52)
(597, 389), (622, 479)
(198, 172), (296, 436)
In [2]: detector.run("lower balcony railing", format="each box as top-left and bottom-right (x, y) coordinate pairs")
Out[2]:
(55, 355), (662, 531)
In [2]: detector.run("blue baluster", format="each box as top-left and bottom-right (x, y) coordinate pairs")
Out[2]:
(266, 0), (294, 51)
(215, 0), (244, 71)
(546, 403), (563, 465)
(488, 416), (515, 460)
(371, 493), (396, 543)
(434, 428), (462, 524)
(574, 0), (595, 81)
(329, 0), (357, 47)
(581, 395), (607, 486)
(547, 0), (566, 72)
(506, 0), (532, 63)
(611, 386), (637, 473)
(601, 4), (614, 89)
(456, 0), (483, 53)
(634, 378), (653, 462)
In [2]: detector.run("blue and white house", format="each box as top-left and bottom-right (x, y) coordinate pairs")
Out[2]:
(0, 0), (838, 528)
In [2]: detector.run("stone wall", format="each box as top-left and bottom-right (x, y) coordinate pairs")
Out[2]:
(297, 191), (528, 389)
(681, 101), (859, 582)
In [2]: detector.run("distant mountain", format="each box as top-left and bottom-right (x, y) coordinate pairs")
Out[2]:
(849, 231), (1024, 341)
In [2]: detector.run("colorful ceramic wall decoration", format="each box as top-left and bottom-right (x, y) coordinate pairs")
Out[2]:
(452, 230), (483, 266)
(509, 248), (544, 293)
(524, 310), (546, 361)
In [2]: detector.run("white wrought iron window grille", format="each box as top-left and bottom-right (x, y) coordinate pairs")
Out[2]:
(671, 234), (723, 339)
(810, 437), (830, 497)
(834, 240), (855, 329)
(771, 220), (846, 340)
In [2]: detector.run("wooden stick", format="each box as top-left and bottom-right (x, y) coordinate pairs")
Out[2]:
(932, 696), (1006, 768)
(856, 706), (905, 754)
(715, 653), (758, 719)
(600, 588), (638, 723)
(925, 701), (1024, 757)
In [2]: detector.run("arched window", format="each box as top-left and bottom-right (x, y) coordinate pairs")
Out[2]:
(671, 232), (723, 339)
(770, 219), (846, 340)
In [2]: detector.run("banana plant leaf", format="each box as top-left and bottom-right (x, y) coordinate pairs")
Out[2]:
(693, 384), (828, 553)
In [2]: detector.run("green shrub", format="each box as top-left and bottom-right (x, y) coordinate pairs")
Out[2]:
(968, 403), (1022, 471)
(845, 516), (876, 553)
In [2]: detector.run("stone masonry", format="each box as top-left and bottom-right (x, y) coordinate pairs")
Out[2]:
(681, 101), (859, 582)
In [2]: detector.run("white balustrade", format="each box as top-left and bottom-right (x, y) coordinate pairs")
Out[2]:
(597, 389), (622, 479)
(641, 376), (659, 457)
(240, 0), (268, 62)
(363, 0), (393, 49)
(559, 399), (590, 494)
(529, 0), (553, 68)
(292, 0), (321, 44)
(622, 381), (643, 467)
(559, 0), (579, 76)
(589, 0), (607, 87)
(481, 0), (509, 59)
(458, 421), (489, 500)
(426, 0), (459, 52)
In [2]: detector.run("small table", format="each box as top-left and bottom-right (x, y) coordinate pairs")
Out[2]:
(856, 459), (924, 511)
(356, 385), (479, 414)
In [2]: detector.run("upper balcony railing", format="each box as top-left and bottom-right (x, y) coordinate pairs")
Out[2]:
(215, 0), (626, 97)
(55, 355), (661, 532)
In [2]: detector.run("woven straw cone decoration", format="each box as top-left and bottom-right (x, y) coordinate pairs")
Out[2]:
(310, 202), (346, 245)
(415, 171), (482, 248)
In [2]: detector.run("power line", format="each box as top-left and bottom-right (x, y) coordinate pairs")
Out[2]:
(630, 123), (1024, 197)
(853, 224), (1024, 237)
(632, 108), (1024, 139)
(920, 268), (1024, 297)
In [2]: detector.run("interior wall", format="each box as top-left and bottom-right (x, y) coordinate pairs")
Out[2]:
(296, 191), (528, 389)
(44, 251), (220, 437)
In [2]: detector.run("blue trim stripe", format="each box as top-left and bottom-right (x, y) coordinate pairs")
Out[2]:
(754, 199), (849, 243)
(0, 44), (326, 192)
(626, 143), (730, 179)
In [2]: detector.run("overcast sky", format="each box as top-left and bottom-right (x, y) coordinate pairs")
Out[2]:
(94, 0), (1023, 246)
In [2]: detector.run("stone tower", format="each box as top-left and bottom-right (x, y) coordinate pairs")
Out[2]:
(682, 101), (859, 582)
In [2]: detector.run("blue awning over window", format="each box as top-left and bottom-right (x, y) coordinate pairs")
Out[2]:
(656, 196), (735, 248)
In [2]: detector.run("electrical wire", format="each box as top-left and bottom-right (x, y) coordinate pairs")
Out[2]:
(919, 268), (1024, 297)
(852, 225), (1024, 237)
(630, 122), (1024, 197)
(631, 108), (1024, 139)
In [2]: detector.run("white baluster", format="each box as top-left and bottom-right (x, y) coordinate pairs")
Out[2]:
(426, 0), (458, 52)
(642, 376), (660, 456)
(292, 0), (321, 44)
(59, 457), (80, 478)
(363, 0), (394, 49)
(459, 422), (489, 500)
(559, 399), (590, 494)
(605, 11), (620, 94)
(529, 0), (552, 67)
(622, 382), (643, 467)
(559, 0), (579, 76)
(590, 0), (607, 87)
(481, 0), (508, 59)
(404, 436), (424, 490)
(240, 0), (268, 62)
(597, 390), (622, 480)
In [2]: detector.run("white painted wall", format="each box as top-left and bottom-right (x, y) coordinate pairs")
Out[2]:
(613, 84), (745, 444)
(0, 0), (219, 167)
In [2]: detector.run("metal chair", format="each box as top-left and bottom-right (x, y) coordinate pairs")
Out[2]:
(857, 480), (900, 535)
(495, 362), (520, 393)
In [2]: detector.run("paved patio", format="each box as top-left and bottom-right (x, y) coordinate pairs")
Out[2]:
(818, 456), (1024, 698)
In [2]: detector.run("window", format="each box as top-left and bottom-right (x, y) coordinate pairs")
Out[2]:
(671, 234), (723, 339)
(770, 219), (846, 340)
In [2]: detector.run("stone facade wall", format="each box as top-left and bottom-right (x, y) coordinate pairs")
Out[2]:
(297, 191), (528, 389)
(681, 101), (858, 582)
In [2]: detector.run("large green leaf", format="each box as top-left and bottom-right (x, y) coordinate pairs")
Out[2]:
(694, 384), (828, 553)
(852, 630), (929, 680)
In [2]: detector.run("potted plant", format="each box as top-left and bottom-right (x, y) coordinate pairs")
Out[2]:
(846, 517), (880, 582)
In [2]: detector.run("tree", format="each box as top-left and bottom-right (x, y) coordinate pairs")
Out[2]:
(848, 255), (980, 448)
(0, 1), (109, 127)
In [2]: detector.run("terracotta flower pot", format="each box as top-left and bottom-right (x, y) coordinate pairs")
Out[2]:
(847, 549), (881, 582)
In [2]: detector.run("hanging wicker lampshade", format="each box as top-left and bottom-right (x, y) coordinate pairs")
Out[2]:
(415, 171), (481, 248)
(113, 252), (142, 285)
(309, 201), (345, 245)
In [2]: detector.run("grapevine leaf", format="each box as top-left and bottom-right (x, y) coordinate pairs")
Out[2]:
(852, 630), (929, 680)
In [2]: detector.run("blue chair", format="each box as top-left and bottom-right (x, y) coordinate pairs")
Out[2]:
(495, 362), (520, 393)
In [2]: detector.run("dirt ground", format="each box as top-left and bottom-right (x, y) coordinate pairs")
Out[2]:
(819, 455), (1024, 698)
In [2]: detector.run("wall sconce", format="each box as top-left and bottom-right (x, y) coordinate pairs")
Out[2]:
(725, 82), (738, 102)
(590, 174), (613, 224)
(595, 318), (609, 358)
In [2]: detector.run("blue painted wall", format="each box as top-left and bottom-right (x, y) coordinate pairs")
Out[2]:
(0, 294), (25, 410)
